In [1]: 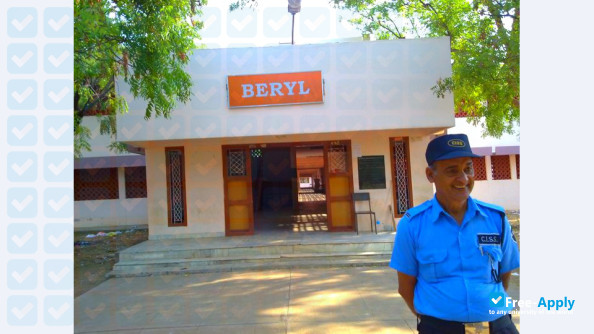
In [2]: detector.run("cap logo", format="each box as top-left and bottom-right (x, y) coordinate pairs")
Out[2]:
(448, 139), (465, 147)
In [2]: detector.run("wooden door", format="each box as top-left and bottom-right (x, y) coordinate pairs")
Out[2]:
(222, 146), (254, 236)
(324, 141), (355, 231)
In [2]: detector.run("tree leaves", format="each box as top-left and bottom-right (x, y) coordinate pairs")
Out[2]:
(332, 0), (520, 138)
(74, 0), (204, 157)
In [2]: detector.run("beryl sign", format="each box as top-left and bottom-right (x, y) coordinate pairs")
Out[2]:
(227, 71), (324, 108)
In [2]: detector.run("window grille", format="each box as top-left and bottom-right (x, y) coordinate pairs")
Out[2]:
(74, 168), (119, 201)
(392, 138), (412, 215)
(228, 150), (247, 176)
(251, 149), (262, 158)
(491, 155), (511, 180)
(125, 167), (147, 198)
(472, 157), (487, 181)
(516, 154), (520, 179)
(166, 148), (186, 225)
(328, 144), (347, 173)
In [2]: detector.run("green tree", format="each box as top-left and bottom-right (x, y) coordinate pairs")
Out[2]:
(74, 0), (205, 158)
(332, 0), (519, 137)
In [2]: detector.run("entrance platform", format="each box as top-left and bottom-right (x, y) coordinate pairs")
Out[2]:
(108, 231), (395, 278)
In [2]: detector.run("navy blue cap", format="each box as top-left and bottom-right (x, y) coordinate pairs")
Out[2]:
(425, 134), (481, 165)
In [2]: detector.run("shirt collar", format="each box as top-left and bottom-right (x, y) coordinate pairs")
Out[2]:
(429, 195), (488, 224)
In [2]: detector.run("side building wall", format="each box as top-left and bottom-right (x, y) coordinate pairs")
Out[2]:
(74, 167), (148, 230)
(471, 154), (520, 211)
(74, 117), (148, 230)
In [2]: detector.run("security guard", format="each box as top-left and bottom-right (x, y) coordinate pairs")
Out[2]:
(390, 134), (520, 334)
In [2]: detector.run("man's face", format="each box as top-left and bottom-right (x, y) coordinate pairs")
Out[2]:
(426, 157), (475, 206)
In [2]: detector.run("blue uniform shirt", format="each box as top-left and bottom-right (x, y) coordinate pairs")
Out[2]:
(389, 196), (520, 322)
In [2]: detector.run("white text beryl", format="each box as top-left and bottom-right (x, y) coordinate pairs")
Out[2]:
(241, 81), (311, 98)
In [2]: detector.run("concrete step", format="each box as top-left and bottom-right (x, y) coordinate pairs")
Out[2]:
(108, 251), (391, 278)
(110, 232), (396, 278)
(119, 241), (393, 261)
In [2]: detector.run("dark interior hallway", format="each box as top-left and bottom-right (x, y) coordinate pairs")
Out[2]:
(251, 146), (328, 232)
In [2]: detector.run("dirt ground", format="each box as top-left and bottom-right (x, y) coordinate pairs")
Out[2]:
(74, 211), (520, 298)
(74, 227), (148, 297)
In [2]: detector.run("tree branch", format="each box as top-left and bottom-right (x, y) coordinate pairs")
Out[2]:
(384, 12), (406, 38)
(418, 0), (453, 37)
(371, 14), (405, 38)
(80, 76), (115, 115)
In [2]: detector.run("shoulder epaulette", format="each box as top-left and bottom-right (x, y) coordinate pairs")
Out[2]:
(402, 200), (432, 219)
(474, 199), (505, 214)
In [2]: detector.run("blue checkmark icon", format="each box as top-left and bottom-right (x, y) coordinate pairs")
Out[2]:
(489, 292), (506, 308)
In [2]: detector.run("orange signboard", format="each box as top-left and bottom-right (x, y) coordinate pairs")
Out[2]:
(227, 71), (324, 108)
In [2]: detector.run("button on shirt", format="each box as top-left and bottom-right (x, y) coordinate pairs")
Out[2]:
(390, 196), (520, 322)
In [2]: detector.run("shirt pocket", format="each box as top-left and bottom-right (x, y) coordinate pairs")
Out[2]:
(417, 249), (448, 282)
(482, 245), (502, 262)
(479, 245), (503, 282)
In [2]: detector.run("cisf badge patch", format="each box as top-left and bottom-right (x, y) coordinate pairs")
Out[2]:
(477, 233), (501, 245)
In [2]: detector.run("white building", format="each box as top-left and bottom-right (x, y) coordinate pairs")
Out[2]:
(108, 37), (455, 239)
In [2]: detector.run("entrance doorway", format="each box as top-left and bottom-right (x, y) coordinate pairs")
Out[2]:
(295, 145), (327, 231)
(250, 145), (328, 232)
(222, 141), (354, 236)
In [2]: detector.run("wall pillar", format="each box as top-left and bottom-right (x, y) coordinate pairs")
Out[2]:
(485, 155), (493, 181)
(118, 167), (126, 200)
(509, 155), (518, 180)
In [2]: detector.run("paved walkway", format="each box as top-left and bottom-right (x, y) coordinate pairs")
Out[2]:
(74, 267), (520, 333)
